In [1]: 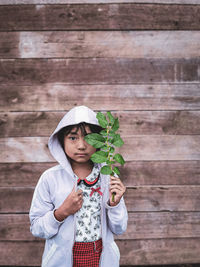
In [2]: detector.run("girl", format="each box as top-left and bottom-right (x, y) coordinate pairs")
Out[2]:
(29, 105), (128, 267)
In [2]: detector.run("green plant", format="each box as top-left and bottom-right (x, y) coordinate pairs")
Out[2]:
(84, 111), (125, 201)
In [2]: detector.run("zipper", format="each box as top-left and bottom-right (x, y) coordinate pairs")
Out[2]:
(99, 173), (107, 267)
(71, 180), (77, 267)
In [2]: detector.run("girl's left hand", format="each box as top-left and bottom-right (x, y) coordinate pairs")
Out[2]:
(109, 176), (126, 206)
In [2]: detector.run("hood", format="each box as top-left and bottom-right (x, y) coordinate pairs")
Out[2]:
(48, 106), (99, 176)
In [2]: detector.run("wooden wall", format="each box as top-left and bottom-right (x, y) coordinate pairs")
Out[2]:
(0, 0), (200, 266)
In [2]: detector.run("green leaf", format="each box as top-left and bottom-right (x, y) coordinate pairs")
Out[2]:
(111, 134), (124, 147)
(100, 130), (107, 136)
(113, 166), (120, 175)
(113, 153), (125, 165)
(107, 111), (115, 125)
(112, 118), (119, 132)
(106, 160), (116, 165)
(100, 145), (109, 151)
(109, 147), (115, 153)
(91, 151), (108, 163)
(84, 133), (105, 148)
(100, 165), (113, 175)
(96, 112), (108, 128)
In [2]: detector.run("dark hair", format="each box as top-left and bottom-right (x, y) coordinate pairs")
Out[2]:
(57, 122), (102, 149)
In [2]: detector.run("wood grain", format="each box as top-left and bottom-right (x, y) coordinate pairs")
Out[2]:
(1, 135), (200, 162)
(1, 84), (200, 112)
(1, 0), (200, 4)
(125, 186), (200, 212)
(117, 238), (200, 265)
(0, 4), (200, 31)
(1, 186), (200, 213)
(1, 161), (200, 187)
(1, 31), (200, 59)
(1, 110), (200, 137)
(0, 241), (44, 266)
(1, 212), (200, 241)
(0, 239), (200, 266)
(0, 58), (199, 85)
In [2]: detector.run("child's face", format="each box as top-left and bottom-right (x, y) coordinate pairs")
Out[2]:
(63, 125), (96, 165)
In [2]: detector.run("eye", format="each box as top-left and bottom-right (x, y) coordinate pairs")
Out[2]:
(69, 136), (77, 141)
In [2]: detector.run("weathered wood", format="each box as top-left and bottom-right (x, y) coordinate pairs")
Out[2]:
(117, 238), (200, 265)
(1, 31), (200, 59)
(0, 239), (200, 266)
(0, 58), (199, 85)
(1, 186), (200, 213)
(1, 161), (200, 187)
(0, 137), (52, 163)
(1, 0), (200, 5)
(0, 163), (54, 187)
(0, 187), (34, 213)
(1, 212), (200, 241)
(1, 135), (200, 163)
(125, 186), (200, 212)
(119, 212), (200, 240)
(1, 84), (200, 112)
(1, 110), (200, 138)
(122, 160), (200, 186)
(0, 241), (44, 266)
(0, 4), (200, 31)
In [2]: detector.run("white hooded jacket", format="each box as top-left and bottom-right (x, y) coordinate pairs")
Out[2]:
(29, 106), (128, 267)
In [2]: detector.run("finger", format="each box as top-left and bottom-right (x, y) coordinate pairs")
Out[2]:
(110, 184), (125, 192)
(77, 189), (83, 196)
(71, 184), (76, 192)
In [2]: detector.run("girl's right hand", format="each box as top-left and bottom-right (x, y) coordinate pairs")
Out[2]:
(54, 185), (83, 222)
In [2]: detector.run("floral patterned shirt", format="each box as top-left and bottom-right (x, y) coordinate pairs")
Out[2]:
(74, 164), (102, 242)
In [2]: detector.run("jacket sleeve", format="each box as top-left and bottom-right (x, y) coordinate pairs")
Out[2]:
(29, 172), (64, 239)
(105, 197), (128, 235)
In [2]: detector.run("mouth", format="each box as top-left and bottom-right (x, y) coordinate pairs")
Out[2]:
(75, 153), (88, 156)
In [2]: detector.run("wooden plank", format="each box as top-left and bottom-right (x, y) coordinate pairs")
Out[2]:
(1, 135), (200, 162)
(0, 241), (44, 266)
(119, 212), (200, 240)
(1, 84), (200, 112)
(122, 160), (200, 186)
(0, 186), (200, 213)
(0, 58), (199, 85)
(0, 239), (200, 266)
(1, 161), (200, 187)
(0, 137), (52, 163)
(1, 31), (200, 59)
(1, 0), (200, 5)
(1, 212), (200, 241)
(117, 238), (200, 265)
(1, 110), (200, 138)
(125, 186), (200, 212)
(0, 4), (200, 31)
(0, 163), (54, 187)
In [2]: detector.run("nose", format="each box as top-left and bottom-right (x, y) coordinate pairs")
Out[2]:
(77, 137), (87, 150)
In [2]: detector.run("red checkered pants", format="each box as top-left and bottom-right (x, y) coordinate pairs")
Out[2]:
(73, 239), (102, 267)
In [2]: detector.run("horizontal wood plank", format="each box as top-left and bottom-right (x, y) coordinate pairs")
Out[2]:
(125, 186), (200, 212)
(0, 186), (200, 213)
(0, 241), (44, 266)
(1, 110), (200, 138)
(0, 4), (200, 31)
(1, 161), (200, 187)
(1, 239), (200, 266)
(0, 58), (199, 85)
(1, 135), (200, 162)
(1, 212), (200, 241)
(1, 84), (200, 112)
(119, 212), (200, 240)
(1, 31), (200, 59)
(1, 0), (200, 4)
(117, 238), (200, 265)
